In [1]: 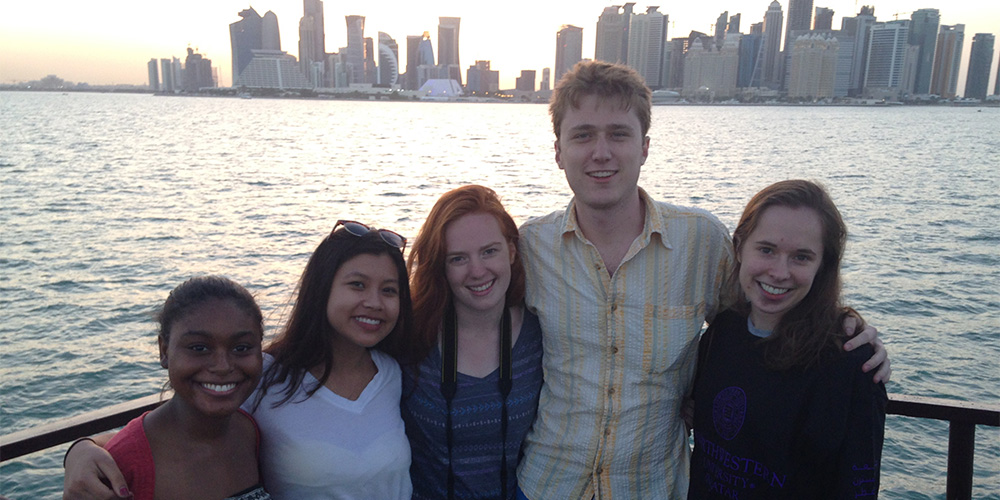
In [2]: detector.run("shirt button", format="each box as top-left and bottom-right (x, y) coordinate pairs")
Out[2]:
(604, 428), (611, 436)
(611, 303), (617, 311)
(611, 346), (619, 354)
(608, 387), (615, 395)
(596, 466), (604, 475)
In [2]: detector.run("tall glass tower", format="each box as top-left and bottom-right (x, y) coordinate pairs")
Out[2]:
(909, 9), (940, 95)
(965, 33), (996, 99)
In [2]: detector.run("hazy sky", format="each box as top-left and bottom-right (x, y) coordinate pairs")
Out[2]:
(2, 0), (997, 91)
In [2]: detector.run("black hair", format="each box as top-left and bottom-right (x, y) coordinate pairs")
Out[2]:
(256, 227), (413, 407)
(158, 275), (264, 346)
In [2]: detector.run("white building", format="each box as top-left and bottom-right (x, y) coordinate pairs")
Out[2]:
(627, 6), (669, 88)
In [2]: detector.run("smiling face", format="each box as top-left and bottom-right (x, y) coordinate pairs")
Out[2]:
(738, 205), (825, 331)
(555, 93), (650, 213)
(326, 252), (401, 352)
(444, 212), (515, 319)
(159, 297), (263, 418)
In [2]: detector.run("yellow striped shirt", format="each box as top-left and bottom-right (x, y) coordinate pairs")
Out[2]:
(517, 188), (734, 500)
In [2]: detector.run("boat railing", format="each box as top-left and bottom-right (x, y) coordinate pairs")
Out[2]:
(1, 393), (997, 499)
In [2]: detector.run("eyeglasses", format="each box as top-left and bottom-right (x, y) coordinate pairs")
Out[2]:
(334, 220), (407, 252)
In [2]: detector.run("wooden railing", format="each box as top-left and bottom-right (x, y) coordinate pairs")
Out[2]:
(2, 394), (998, 499)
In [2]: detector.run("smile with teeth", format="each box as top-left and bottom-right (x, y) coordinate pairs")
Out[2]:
(200, 382), (237, 393)
(759, 282), (790, 295)
(589, 171), (615, 178)
(354, 316), (382, 326)
(469, 279), (495, 293)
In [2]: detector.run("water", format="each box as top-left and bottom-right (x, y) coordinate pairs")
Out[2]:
(1, 92), (998, 498)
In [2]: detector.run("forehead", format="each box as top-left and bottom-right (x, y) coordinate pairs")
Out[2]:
(445, 213), (505, 248)
(336, 252), (398, 280)
(562, 94), (640, 129)
(750, 205), (824, 246)
(169, 298), (260, 338)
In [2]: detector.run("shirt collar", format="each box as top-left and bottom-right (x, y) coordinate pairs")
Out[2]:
(560, 187), (674, 251)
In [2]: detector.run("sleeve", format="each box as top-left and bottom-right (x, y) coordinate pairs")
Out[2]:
(105, 416), (156, 500)
(834, 355), (888, 499)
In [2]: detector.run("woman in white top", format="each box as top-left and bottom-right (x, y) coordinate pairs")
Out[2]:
(64, 221), (415, 500)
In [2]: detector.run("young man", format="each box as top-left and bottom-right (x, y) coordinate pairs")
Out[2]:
(516, 61), (889, 499)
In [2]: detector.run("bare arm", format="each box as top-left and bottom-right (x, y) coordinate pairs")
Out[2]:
(62, 433), (130, 500)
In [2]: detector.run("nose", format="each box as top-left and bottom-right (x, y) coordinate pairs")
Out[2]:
(592, 134), (612, 161)
(362, 287), (384, 310)
(769, 257), (791, 280)
(468, 256), (487, 277)
(209, 350), (233, 373)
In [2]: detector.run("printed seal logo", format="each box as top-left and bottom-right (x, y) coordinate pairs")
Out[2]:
(712, 386), (746, 441)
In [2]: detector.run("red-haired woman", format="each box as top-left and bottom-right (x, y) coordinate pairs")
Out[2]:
(401, 185), (543, 500)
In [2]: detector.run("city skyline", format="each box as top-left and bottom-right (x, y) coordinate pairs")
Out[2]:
(2, 0), (998, 93)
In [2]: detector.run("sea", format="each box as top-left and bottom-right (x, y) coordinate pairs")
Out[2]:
(1, 91), (998, 499)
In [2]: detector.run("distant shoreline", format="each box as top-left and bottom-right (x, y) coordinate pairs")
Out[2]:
(3, 86), (998, 108)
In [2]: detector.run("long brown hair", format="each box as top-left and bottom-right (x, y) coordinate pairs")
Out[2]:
(403, 185), (525, 365)
(730, 179), (864, 371)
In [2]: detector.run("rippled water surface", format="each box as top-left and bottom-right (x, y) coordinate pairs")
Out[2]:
(1, 92), (998, 498)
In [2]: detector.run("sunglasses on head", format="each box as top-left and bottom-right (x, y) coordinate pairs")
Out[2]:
(334, 220), (407, 252)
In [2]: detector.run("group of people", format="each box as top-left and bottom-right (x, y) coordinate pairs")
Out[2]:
(63, 61), (889, 500)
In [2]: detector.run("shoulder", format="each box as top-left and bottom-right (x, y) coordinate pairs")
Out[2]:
(520, 309), (542, 337)
(371, 349), (402, 379)
(702, 310), (744, 344)
(648, 197), (731, 243)
(106, 413), (154, 476)
(519, 208), (569, 241)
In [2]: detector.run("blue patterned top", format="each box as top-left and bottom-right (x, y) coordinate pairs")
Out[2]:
(401, 309), (544, 500)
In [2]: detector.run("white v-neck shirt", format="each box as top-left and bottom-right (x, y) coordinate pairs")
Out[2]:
(246, 351), (412, 499)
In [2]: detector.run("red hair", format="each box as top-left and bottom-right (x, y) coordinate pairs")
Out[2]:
(403, 185), (525, 365)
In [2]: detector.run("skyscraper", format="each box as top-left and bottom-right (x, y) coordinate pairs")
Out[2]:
(787, 34), (839, 98)
(728, 13), (741, 34)
(364, 36), (377, 84)
(438, 17), (462, 85)
(541, 67), (551, 91)
(909, 9), (940, 95)
(299, 0), (325, 80)
(160, 58), (176, 92)
(405, 35), (422, 90)
(516, 70), (536, 91)
(785, 0), (814, 50)
(466, 60), (499, 93)
(147, 59), (159, 91)
(841, 6), (876, 96)
(262, 11), (280, 51)
(345, 15), (365, 85)
(864, 20), (910, 98)
(737, 32), (762, 88)
(627, 7), (669, 88)
(683, 32), (740, 98)
(595, 4), (634, 64)
(182, 47), (214, 91)
(965, 33), (995, 99)
(664, 37), (689, 89)
(930, 24), (965, 98)
(995, 62), (1000, 95)
(814, 7), (834, 30)
(715, 12), (729, 50)
(378, 32), (399, 87)
(230, 7), (263, 86)
(760, 1), (784, 88)
(555, 25), (584, 83)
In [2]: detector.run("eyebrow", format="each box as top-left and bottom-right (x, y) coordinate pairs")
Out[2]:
(178, 330), (257, 339)
(567, 123), (635, 132)
(755, 239), (819, 255)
